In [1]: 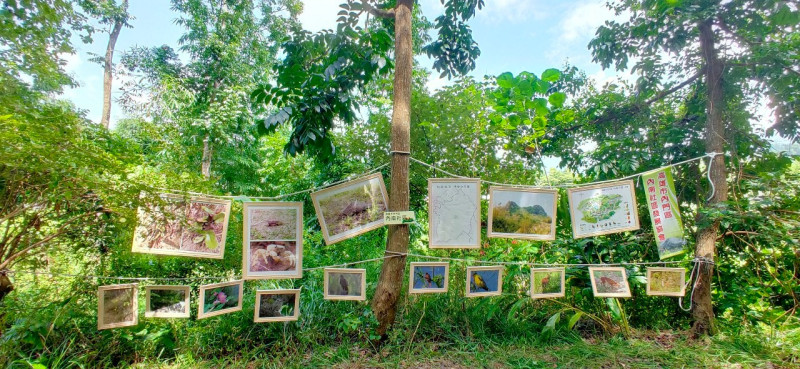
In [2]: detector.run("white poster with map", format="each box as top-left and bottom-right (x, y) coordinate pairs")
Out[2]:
(428, 178), (481, 248)
(567, 180), (640, 238)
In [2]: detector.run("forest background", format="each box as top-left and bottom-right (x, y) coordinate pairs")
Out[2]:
(1, 0), (799, 368)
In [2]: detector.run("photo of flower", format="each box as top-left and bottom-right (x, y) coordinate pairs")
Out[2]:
(198, 280), (243, 319)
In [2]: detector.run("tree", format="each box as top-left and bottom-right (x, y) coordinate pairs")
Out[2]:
(586, 0), (800, 336)
(253, 0), (486, 336)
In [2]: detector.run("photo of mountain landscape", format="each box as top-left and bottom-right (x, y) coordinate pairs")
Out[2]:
(488, 187), (558, 240)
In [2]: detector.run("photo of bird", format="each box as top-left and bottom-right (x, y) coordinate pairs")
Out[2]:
(472, 272), (489, 292)
(339, 275), (349, 295)
(424, 272), (432, 288)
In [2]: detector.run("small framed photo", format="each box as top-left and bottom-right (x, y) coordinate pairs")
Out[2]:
(198, 280), (244, 319)
(323, 268), (366, 301)
(242, 202), (303, 279)
(530, 267), (566, 298)
(408, 262), (449, 294)
(488, 186), (558, 241)
(466, 266), (503, 297)
(567, 180), (640, 239)
(311, 173), (389, 245)
(588, 267), (632, 298)
(646, 267), (686, 296)
(98, 283), (138, 330)
(144, 285), (191, 318)
(254, 289), (301, 323)
(428, 178), (482, 249)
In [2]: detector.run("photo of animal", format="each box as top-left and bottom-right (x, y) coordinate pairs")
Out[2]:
(324, 269), (366, 300)
(410, 263), (449, 293)
(589, 267), (631, 298)
(646, 268), (686, 296)
(312, 174), (388, 245)
(466, 267), (503, 297)
(531, 268), (565, 298)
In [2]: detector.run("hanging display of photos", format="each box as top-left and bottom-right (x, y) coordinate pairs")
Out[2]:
(408, 262), (449, 294)
(530, 267), (566, 299)
(311, 174), (389, 245)
(132, 194), (232, 259)
(254, 289), (301, 323)
(588, 267), (632, 298)
(428, 178), (482, 248)
(323, 268), (367, 301)
(242, 202), (303, 279)
(646, 267), (687, 297)
(466, 266), (503, 297)
(198, 280), (244, 319)
(98, 284), (138, 330)
(567, 180), (640, 239)
(488, 186), (558, 241)
(144, 285), (191, 318)
(642, 168), (687, 259)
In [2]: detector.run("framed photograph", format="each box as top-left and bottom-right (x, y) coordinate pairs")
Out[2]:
(98, 283), (138, 330)
(646, 267), (686, 297)
(567, 180), (640, 239)
(428, 178), (482, 249)
(311, 173), (389, 245)
(132, 194), (232, 259)
(530, 267), (566, 298)
(488, 186), (558, 241)
(323, 268), (366, 301)
(144, 285), (191, 318)
(242, 202), (303, 279)
(254, 289), (301, 323)
(198, 280), (244, 319)
(588, 267), (632, 298)
(408, 262), (449, 294)
(466, 266), (503, 297)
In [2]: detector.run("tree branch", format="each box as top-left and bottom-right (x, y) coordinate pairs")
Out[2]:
(645, 66), (705, 105)
(0, 213), (93, 270)
(363, 1), (395, 19)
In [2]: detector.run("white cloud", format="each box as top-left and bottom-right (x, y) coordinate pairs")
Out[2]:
(476, 0), (546, 24)
(559, 1), (616, 43)
(298, 0), (344, 33)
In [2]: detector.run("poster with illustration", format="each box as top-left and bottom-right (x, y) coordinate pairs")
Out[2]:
(488, 187), (558, 241)
(409, 262), (449, 294)
(243, 202), (303, 279)
(567, 180), (640, 238)
(311, 174), (389, 245)
(198, 280), (243, 319)
(428, 178), (482, 248)
(642, 168), (686, 259)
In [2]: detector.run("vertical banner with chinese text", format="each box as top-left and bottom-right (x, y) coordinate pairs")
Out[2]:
(642, 168), (686, 259)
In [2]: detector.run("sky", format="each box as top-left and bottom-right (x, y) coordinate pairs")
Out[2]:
(61, 0), (623, 127)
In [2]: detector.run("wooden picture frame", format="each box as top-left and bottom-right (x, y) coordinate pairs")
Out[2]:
(646, 267), (687, 297)
(488, 186), (558, 241)
(588, 267), (632, 298)
(97, 283), (138, 330)
(311, 173), (389, 245)
(466, 266), (503, 297)
(144, 285), (191, 318)
(254, 289), (301, 323)
(530, 267), (566, 299)
(567, 180), (640, 239)
(323, 268), (367, 301)
(408, 262), (449, 294)
(428, 178), (482, 249)
(198, 280), (244, 319)
(132, 194), (232, 259)
(242, 202), (303, 279)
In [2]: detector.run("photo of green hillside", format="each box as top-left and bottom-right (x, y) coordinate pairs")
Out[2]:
(490, 189), (556, 237)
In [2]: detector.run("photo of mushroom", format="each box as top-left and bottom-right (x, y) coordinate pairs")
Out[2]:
(324, 268), (366, 301)
(254, 289), (300, 323)
(243, 202), (303, 279)
(589, 267), (632, 298)
(98, 284), (138, 330)
(311, 173), (388, 245)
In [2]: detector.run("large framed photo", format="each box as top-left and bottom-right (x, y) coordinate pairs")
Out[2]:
(646, 267), (686, 297)
(567, 180), (639, 239)
(254, 289), (301, 323)
(488, 186), (558, 241)
(408, 262), (449, 294)
(588, 267), (632, 298)
(466, 266), (503, 297)
(198, 280), (244, 319)
(311, 173), (389, 245)
(132, 194), (232, 259)
(243, 202), (303, 279)
(98, 283), (138, 330)
(530, 267), (566, 299)
(428, 178), (482, 249)
(323, 268), (366, 301)
(144, 285), (191, 318)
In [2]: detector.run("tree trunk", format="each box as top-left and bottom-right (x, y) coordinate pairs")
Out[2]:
(372, 0), (412, 338)
(0, 272), (13, 303)
(202, 135), (212, 178)
(100, 1), (127, 129)
(692, 19), (728, 337)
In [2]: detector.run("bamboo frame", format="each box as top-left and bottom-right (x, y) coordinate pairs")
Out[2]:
(97, 283), (138, 330)
(323, 268), (367, 301)
(254, 289), (301, 323)
(197, 280), (244, 319)
(487, 186), (558, 241)
(310, 173), (389, 245)
(242, 202), (303, 279)
(530, 267), (566, 299)
(466, 266), (504, 297)
(646, 267), (687, 297)
(408, 262), (449, 294)
(144, 285), (191, 318)
(588, 267), (632, 298)
(428, 178), (482, 249)
(567, 180), (640, 239)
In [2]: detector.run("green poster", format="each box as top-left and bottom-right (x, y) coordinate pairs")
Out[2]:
(642, 168), (686, 259)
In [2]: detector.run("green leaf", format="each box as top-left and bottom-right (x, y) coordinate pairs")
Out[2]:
(543, 312), (560, 333)
(606, 298), (622, 320)
(568, 311), (583, 330)
(497, 72), (515, 88)
(541, 68), (561, 82)
(203, 231), (218, 250)
(548, 92), (566, 108)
